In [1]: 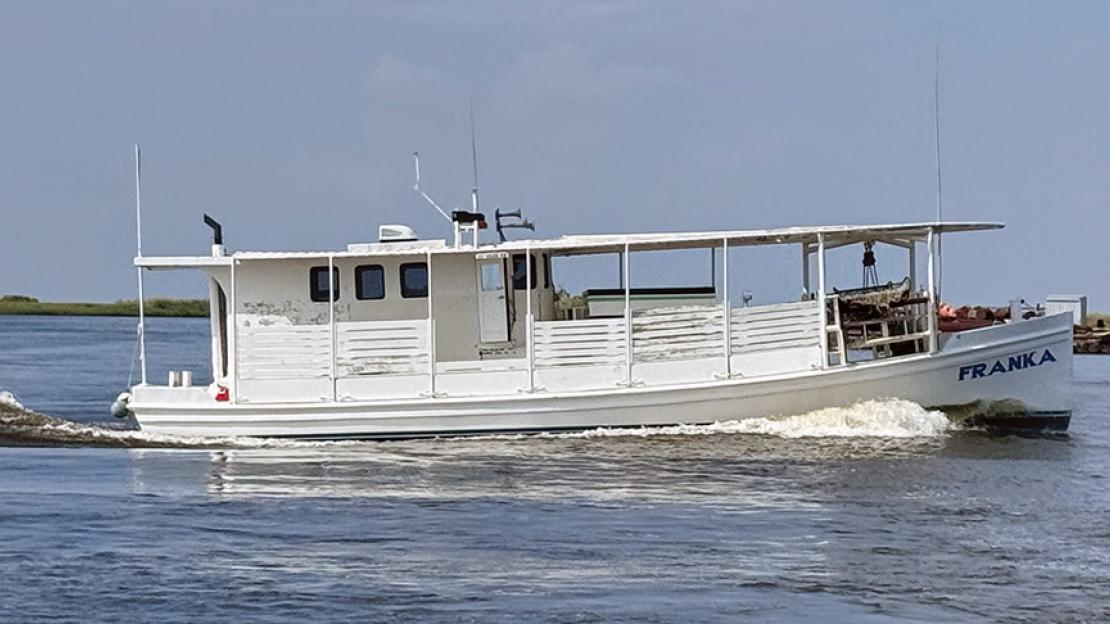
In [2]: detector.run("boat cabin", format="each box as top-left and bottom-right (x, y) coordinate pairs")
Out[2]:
(136, 221), (1001, 405)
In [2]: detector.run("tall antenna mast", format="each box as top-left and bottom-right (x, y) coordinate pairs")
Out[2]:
(933, 34), (944, 298)
(469, 98), (480, 214)
(134, 144), (147, 385)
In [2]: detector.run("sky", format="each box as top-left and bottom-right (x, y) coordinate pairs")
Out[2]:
(1, 1), (1107, 308)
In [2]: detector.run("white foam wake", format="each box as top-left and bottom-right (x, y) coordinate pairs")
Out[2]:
(1, 389), (950, 448)
(541, 399), (952, 440)
(0, 391), (24, 411)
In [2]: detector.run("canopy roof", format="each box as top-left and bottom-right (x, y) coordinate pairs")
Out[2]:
(137, 221), (1002, 267)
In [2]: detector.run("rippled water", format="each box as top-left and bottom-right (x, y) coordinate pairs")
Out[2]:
(2, 316), (1109, 622)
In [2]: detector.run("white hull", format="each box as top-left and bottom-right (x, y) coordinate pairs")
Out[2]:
(131, 314), (1073, 439)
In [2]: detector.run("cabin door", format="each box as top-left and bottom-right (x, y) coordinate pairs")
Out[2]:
(476, 255), (510, 343)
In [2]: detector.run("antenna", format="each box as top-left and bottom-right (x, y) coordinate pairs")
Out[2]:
(469, 98), (480, 214)
(412, 151), (451, 222)
(134, 144), (147, 385)
(933, 33), (944, 298)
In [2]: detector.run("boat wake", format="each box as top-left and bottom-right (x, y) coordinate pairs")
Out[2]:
(0, 391), (953, 449)
(0, 392), (266, 449)
(528, 399), (953, 440)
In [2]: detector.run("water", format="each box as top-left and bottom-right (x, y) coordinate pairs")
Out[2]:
(1, 316), (1109, 622)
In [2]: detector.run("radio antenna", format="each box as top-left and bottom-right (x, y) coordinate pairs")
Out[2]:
(933, 32), (944, 297)
(412, 151), (451, 222)
(469, 98), (480, 214)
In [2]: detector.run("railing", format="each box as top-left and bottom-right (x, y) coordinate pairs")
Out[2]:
(236, 317), (429, 402)
(533, 318), (626, 367)
(633, 306), (725, 362)
(731, 300), (821, 354)
(237, 322), (330, 381)
(337, 320), (429, 376)
(236, 301), (825, 401)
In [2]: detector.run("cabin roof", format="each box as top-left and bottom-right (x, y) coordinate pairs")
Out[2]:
(136, 221), (1002, 267)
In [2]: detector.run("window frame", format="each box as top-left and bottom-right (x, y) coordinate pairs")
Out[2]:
(511, 253), (537, 290)
(309, 266), (340, 303)
(399, 262), (429, 299)
(354, 264), (386, 301)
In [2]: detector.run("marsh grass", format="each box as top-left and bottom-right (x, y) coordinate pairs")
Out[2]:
(0, 295), (207, 317)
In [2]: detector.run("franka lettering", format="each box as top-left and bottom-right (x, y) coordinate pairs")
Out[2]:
(958, 349), (1057, 381)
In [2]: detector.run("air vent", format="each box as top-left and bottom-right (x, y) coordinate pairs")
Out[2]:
(379, 224), (417, 243)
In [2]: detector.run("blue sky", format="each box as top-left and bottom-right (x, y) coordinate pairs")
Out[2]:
(2, 1), (1107, 308)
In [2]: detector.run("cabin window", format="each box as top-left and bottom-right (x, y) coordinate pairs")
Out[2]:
(511, 253), (537, 290)
(309, 266), (340, 302)
(400, 262), (428, 298)
(355, 265), (385, 300)
(543, 253), (552, 289)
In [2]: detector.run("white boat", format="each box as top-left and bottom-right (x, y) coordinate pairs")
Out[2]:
(118, 205), (1073, 438)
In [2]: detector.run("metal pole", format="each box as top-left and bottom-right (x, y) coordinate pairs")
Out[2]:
(722, 238), (731, 377)
(623, 243), (632, 386)
(817, 234), (829, 368)
(134, 145), (147, 385)
(328, 254), (337, 402)
(934, 39), (944, 302)
(526, 244), (534, 392)
(426, 250), (436, 396)
(230, 258), (238, 403)
(926, 229), (938, 353)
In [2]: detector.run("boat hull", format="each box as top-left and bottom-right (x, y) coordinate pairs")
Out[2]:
(131, 314), (1073, 439)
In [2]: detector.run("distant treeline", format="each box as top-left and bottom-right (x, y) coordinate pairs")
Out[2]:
(0, 295), (208, 317)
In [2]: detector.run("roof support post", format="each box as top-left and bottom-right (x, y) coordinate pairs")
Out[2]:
(722, 238), (732, 378)
(229, 258), (238, 403)
(427, 250), (437, 397)
(623, 243), (633, 387)
(926, 228), (938, 353)
(526, 243), (535, 392)
(328, 254), (337, 402)
(817, 234), (829, 368)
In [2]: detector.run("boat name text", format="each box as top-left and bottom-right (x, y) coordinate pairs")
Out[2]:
(958, 349), (1057, 381)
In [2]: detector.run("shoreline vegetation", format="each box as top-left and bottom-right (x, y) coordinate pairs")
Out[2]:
(0, 295), (208, 318)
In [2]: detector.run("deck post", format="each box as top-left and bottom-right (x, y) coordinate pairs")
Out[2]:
(427, 249), (436, 397)
(817, 234), (829, 368)
(526, 244), (535, 392)
(926, 228), (938, 353)
(623, 243), (633, 386)
(328, 254), (337, 402)
(229, 258), (238, 403)
(722, 238), (732, 377)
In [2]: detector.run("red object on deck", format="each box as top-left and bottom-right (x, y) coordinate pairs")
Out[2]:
(214, 386), (230, 402)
